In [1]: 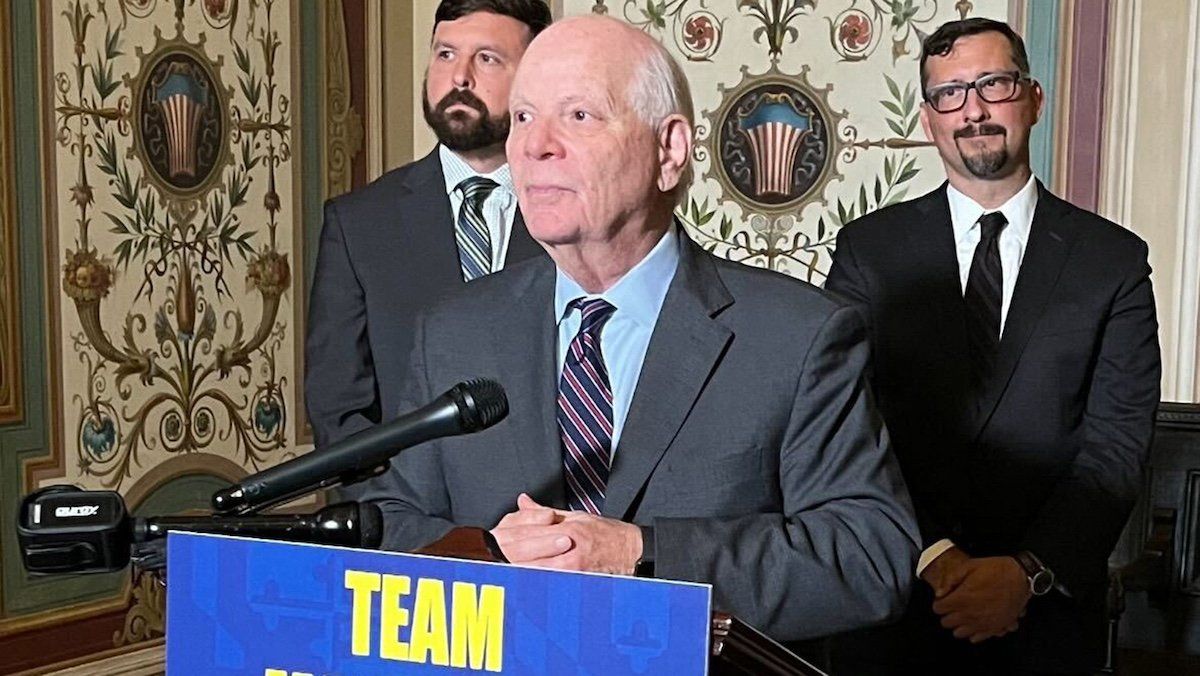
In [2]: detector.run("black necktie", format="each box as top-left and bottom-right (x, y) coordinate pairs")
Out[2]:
(964, 212), (1008, 382)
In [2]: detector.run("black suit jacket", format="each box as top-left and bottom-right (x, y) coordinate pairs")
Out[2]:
(305, 148), (545, 449)
(826, 182), (1160, 671)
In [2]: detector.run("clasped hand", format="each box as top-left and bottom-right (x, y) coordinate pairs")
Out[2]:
(922, 548), (1032, 644)
(489, 493), (642, 575)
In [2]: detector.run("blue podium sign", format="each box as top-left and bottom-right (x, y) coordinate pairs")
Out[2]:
(165, 532), (712, 675)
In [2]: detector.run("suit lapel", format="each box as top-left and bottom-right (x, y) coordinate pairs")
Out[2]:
(399, 149), (462, 285)
(507, 208), (544, 263)
(970, 183), (1077, 438)
(405, 151), (543, 271)
(602, 235), (734, 520)
(489, 259), (568, 507)
(907, 185), (972, 364)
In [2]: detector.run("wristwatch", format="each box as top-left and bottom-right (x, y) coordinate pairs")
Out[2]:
(634, 525), (655, 578)
(1013, 550), (1054, 596)
(634, 556), (655, 578)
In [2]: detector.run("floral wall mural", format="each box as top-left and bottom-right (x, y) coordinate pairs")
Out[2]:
(43, 0), (299, 493)
(569, 0), (1007, 281)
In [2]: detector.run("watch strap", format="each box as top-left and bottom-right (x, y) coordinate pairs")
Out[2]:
(1014, 550), (1053, 595)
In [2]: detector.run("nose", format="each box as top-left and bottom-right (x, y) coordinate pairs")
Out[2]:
(961, 87), (989, 123)
(520, 117), (564, 161)
(451, 57), (474, 89)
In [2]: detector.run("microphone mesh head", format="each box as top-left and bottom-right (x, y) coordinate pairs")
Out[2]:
(456, 379), (509, 431)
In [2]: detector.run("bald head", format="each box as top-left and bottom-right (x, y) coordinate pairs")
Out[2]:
(521, 15), (656, 84)
(504, 14), (695, 291)
(516, 16), (693, 133)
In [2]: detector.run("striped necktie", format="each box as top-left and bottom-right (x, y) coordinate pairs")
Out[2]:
(454, 176), (499, 282)
(558, 298), (617, 515)
(964, 211), (1008, 384)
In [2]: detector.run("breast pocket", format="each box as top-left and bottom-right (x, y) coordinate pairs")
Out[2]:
(1030, 325), (1093, 341)
(1027, 300), (1099, 340)
(1020, 325), (1099, 395)
(648, 437), (772, 515)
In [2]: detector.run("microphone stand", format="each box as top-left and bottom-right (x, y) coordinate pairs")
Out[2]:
(128, 501), (381, 573)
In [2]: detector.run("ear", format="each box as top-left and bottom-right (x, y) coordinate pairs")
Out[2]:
(918, 101), (935, 143)
(655, 114), (693, 194)
(1030, 80), (1045, 124)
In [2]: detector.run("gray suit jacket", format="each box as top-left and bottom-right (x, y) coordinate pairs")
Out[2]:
(358, 233), (920, 641)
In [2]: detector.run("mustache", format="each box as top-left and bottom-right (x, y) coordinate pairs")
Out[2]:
(954, 123), (1007, 139)
(434, 88), (488, 116)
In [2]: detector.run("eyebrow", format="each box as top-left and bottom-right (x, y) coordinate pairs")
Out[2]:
(432, 40), (509, 55)
(507, 95), (589, 111)
(932, 69), (1019, 86)
(509, 90), (620, 114)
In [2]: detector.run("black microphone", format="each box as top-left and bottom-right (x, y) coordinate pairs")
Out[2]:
(16, 485), (384, 575)
(134, 501), (383, 548)
(211, 379), (508, 515)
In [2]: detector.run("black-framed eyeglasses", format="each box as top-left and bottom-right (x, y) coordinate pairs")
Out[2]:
(923, 71), (1032, 113)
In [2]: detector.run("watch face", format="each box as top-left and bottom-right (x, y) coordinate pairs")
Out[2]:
(1031, 570), (1054, 595)
(634, 558), (655, 578)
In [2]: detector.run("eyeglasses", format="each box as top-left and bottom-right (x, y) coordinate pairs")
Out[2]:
(923, 71), (1032, 113)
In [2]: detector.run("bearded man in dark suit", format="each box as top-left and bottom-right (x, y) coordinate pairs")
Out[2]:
(306, 0), (551, 450)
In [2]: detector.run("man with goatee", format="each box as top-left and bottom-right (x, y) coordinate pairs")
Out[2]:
(306, 0), (552, 450)
(827, 17), (1160, 675)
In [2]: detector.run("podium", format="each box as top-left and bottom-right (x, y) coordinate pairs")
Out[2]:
(164, 530), (825, 675)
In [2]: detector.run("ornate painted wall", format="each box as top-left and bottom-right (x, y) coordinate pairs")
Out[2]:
(37, 0), (300, 495)
(4, 0), (1198, 671)
(564, 0), (1006, 283)
(0, 1), (359, 669)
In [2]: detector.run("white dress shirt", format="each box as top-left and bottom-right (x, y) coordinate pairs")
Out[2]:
(439, 145), (519, 272)
(948, 174), (1039, 336)
(917, 175), (1040, 578)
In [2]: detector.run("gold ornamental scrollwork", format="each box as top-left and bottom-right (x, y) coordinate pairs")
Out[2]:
(322, 0), (363, 200)
(115, 569), (165, 647)
(55, 0), (292, 489)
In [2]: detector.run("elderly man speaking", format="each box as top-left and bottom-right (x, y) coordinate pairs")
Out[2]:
(358, 15), (919, 643)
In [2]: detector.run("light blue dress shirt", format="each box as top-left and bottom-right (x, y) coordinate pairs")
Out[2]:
(553, 226), (680, 452)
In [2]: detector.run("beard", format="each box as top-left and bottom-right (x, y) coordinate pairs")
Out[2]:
(422, 86), (510, 152)
(954, 123), (1010, 178)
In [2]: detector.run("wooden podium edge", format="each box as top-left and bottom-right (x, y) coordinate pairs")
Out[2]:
(416, 528), (825, 675)
(412, 526), (508, 562)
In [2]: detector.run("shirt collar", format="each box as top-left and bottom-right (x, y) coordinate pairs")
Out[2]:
(554, 225), (680, 329)
(946, 174), (1038, 246)
(438, 144), (514, 197)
